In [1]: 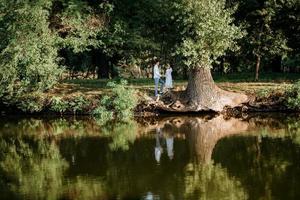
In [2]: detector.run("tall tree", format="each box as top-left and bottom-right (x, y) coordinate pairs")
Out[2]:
(241, 0), (289, 80)
(171, 0), (247, 112)
(227, 0), (296, 77)
(0, 0), (63, 97)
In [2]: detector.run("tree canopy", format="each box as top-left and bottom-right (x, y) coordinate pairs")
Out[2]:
(0, 0), (299, 98)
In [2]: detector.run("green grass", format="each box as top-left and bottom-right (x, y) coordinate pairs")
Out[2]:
(54, 72), (300, 97)
(213, 72), (300, 83)
(64, 72), (300, 87)
(64, 78), (187, 89)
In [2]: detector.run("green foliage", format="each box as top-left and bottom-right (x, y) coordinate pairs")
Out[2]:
(283, 54), (300, 70)
(69, 95), (90, 114)
(2, 92), (93, 115)
(256, 88), (272, 98)
(225, 0), (298, 75)
(243, 0), (290, 56)
(93, 80), (137, 121)
(0, 137), (68, 199)
(184, 163), (247, 199)
(0, 0), (111, 97)
(15, 93), (46, 113)
(101, 120), (138, 151)
(108, 80), (137, 118)
(57, 0), (108, 53)
(92, 105), (114, 124)
(0, 0), (63, 97)
(50, 97), (69, 114)
(1, 0), (299, 106)
(285, 81), (300, 109)
(174, 0), (244, 68)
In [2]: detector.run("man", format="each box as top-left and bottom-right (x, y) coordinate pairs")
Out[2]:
(153, 61), (165, 97)
(154, 127), (163, 163)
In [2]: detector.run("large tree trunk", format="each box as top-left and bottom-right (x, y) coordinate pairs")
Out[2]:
(184, 67), (248, 112)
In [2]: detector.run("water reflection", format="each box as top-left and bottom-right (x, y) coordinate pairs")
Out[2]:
(151, 116), (250, 199)
(0, 114), (299, 200)
(153, 115), (249, 164)
(0, 137), (68, 199)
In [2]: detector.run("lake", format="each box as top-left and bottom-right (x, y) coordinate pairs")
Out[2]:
(0, 114), (299, 200)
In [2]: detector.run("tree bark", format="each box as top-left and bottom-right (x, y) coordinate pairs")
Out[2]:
(184, 67), (248, 112)
(255, 55), (261, 81)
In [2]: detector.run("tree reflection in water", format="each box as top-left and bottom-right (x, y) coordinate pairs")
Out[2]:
(0, 114), (300, 200)
(101, 120), (138, 151)
(155, 115), (249, 199)
(154, 114), (300, 200)
(0, 137), (68, 199)
(0, 118), (138, 200)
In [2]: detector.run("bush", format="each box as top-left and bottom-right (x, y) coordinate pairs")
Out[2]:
(285, 81), (300, 109)
(50, 97), (69, 114)
(92, 105), (114, 124)
(93, 80), (137, 121)
(16, 93), (46, 113)
(256, 88), (272, 99)
(50, 95), (91, 115)
(68, 95), (90, 114)
(2, 93), (92, 115)
(0, 1), (63, 97)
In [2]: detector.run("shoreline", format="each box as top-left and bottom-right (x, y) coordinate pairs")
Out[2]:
(0, 98), (297, 117)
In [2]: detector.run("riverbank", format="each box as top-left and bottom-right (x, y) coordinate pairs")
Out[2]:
(1, 73), (300, 116)
(0, 73), (300, 116)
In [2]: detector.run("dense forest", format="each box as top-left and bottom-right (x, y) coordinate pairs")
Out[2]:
(0, 0), (299, 113)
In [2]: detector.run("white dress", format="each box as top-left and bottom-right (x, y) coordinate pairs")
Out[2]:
(165, 68), (173, 88)
(166, 137), (174, 160)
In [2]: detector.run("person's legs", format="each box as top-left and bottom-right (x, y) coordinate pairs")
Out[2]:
(154, 78), (159, 96)
(159, 78), (165, 94)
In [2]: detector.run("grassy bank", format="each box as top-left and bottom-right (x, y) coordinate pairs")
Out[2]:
(2, 72), (300, 116)
(51, 72), (300, 97)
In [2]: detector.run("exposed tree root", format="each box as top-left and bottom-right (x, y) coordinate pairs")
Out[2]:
(135, 88), (294, 116)
(139, 89), (249, 113)
(142, 67), (249, 113)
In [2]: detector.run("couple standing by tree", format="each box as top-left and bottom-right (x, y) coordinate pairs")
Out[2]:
(153, 61), (173, 97)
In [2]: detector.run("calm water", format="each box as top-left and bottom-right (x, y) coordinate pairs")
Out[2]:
(0, 114), (300, 200)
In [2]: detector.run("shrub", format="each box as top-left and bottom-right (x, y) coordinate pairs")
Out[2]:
(0, 1), (63, 97)
(16, 93), (46, 113)
(256, 88), (272, 99)
(92, 105), (114, 124)
(69, 95), (90, 114)
(285, 81), (300, 109)
(93, 80), (137, 121)
(50, 97), (69, 114)
(109, 80), (137, 119)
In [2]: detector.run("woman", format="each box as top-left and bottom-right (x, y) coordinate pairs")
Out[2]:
(165, 64), (173, 89)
